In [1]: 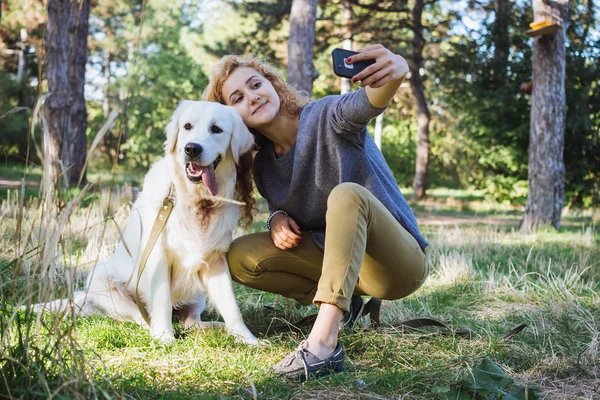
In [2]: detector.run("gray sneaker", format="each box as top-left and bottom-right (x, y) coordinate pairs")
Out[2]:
(271, 343), (345, 382)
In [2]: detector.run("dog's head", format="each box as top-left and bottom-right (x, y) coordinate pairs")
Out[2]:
(164, 101), (255, 196)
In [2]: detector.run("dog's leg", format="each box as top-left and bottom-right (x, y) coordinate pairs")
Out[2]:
(177, 296), (226, 330)
(142, 248), (175, 343)
(71, 263), (149, 326)
(177, 296), (207, 328)
(82, 285), (148, 327)
(31, 291), (97, 316)
(202, 253), (258, 345)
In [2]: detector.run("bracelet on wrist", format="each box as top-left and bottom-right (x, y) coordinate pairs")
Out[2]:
(266, 210), (288, 231)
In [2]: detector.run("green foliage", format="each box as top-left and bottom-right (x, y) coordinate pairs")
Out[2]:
(377, 117), (417, 185)
(432, 357), (540, 400)
(431, 2), (533, 203)
(86, 0), (209, 170)
(1, 0), (598, 208)
(0, 70), (35, 160)
(433, 0), (600, 206)
(204, 0), (292, 63)
(563, 5), (600, 207)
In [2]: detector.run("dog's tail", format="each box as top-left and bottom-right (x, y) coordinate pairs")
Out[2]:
(31, 291), (98, 316)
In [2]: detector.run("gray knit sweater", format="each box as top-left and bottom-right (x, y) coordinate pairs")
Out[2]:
(253, 87), (429, 252)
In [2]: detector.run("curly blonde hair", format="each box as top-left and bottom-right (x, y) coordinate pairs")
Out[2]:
(202, 55), (308, 228)
(202, 54), (309, 122)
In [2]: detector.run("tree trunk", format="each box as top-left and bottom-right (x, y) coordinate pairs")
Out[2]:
(45, 0), (90, 187)
(102, 49), (115, 165)
(341, 0), (352, 95)
(410, 0), (431, 201)
(287, 0), (317, 97)
(17, 29), (27, 81)
(520, 0), (568, 232)
(374, 113), (383, 150)
(492, 0), (510, 85)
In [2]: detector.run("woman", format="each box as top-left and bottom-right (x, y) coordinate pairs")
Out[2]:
(202, 44), (429, 381)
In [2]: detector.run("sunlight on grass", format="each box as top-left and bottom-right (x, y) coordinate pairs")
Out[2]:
(1, 175), (598, 398)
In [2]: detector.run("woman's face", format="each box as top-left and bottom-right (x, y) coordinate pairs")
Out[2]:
(222, 67), (281, 130)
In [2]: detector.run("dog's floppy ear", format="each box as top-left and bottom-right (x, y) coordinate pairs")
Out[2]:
(229, 108), (255, 164)
(164, 101), (190, 154)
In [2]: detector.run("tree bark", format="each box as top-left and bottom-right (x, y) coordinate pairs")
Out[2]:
(287, 0), (317, 97)
(341, 1), (352, 95)
(374, 113), (383, 150)
(102, 49), (115, 165)
(520, 0), (568, 232)
(410, 0), (431, 201)
(17, 29), (28, 81)
(492, 0), (511, 85)
(45, 0), (90, 187)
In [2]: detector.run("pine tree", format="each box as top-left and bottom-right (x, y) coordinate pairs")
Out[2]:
(288, 0), (318, 96)
(45, 0), (90, 186)
(521, 0), (569, 231)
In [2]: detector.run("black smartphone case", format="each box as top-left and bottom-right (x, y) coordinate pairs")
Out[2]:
(331, 48), (375, 79)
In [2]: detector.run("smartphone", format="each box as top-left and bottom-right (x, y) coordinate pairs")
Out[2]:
(331, 48), (375, 79)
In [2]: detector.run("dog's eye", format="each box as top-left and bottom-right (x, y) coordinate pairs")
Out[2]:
(210, 125), (223, 134)
(184, 123), (192, 130)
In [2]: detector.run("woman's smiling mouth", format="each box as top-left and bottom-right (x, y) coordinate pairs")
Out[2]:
(253, 102), (267, 115)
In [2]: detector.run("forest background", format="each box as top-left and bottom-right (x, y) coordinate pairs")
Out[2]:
(0, 1), (599, 399)
(1, 0), (598, 209)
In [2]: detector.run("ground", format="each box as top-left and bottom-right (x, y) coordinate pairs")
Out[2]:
(0, 166), (598, 399)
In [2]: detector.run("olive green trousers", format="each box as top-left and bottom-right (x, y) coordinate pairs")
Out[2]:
(227, 183), (428, 312)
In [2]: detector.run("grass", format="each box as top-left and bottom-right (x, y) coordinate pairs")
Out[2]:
(1, 166), (599, 399)
(0, 161), (144, 204)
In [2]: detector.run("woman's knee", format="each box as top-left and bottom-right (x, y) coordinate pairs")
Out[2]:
(327, 182), (368, 211)
(226, 233), (266, 283)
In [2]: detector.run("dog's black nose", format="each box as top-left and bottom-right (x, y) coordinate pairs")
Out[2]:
(184, 143), (203, 158)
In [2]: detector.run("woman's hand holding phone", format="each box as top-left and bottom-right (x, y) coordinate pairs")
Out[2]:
(332, 44), (409, 88)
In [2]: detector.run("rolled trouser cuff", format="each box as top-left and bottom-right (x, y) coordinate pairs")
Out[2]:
(313, 289), (351, 313)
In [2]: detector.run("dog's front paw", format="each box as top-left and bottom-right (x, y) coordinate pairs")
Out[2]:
(230, 328), (259, 346)
(151, 329), (176, 344)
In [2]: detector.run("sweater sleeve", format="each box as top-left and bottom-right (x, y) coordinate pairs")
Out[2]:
(329, 88), (388, 138)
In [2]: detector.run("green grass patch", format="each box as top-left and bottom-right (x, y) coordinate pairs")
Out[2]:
(1, 180), (598, 399)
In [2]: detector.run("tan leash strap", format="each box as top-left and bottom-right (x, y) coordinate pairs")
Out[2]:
(135, 186), (175, 326)
(386, 318), (474, 339)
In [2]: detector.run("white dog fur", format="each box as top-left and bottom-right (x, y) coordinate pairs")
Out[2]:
(34, 101), (258, 345)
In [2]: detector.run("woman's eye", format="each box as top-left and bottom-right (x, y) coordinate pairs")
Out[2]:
(184, 123), (192, 130)
(233, 96), (242, 104)
(210, 125), (223, 134)
(252, 81), (261, 89)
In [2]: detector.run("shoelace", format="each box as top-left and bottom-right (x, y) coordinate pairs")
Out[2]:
(296, 349), (309, 378)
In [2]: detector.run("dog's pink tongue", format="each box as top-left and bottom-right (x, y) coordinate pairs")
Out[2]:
(201, 165), (218, 196)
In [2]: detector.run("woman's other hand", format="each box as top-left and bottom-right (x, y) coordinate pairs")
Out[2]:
(347, 44), (409, 89)
(270, 213), (302, 250)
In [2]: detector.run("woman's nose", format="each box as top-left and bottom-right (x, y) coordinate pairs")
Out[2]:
(249, 94), (260, 104)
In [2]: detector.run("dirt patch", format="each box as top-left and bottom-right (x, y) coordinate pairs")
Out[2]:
(291, 388), (396, 399)
(0, 177), (39, 187)
(539, 377), (600, 399)
(417, 214), (520, 226)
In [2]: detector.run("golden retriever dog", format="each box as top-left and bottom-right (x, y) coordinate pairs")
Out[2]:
(34, 101), (258, 345)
